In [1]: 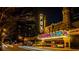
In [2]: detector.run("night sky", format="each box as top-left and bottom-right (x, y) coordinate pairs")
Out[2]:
(71, 7), (79, 22)
(1, 7), (79, 25)
(9, 7), (63, 25)
(0, 7), (63, 25)
(33, 7), (63, 25)
(42, 7), (63, 25)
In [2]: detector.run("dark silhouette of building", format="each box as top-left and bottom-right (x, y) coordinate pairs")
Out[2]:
(16, 20), (38, 37)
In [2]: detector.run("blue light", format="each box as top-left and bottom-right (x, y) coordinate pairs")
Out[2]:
(55, 31), (62, 36)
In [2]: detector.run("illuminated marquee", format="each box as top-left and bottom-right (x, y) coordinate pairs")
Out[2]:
(38, 30), (68, 38)
(39, 33), (51, 38)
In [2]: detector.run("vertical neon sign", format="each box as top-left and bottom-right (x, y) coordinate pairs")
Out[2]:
(39, 13), (44, 34)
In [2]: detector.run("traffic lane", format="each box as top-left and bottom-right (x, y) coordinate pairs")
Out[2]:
(2, 46), (31, 51)
(18, 46), (79, 51)
(2, 44), (79, 51)
(18, 46), (48, 51)
(2, 44), (45, 51)
(2, 44), (48, 51)
(37, 47), (79, 51)
(3, 45), (79, 51)
(2, 45), (77, 51)
(2, 45), (31, 51)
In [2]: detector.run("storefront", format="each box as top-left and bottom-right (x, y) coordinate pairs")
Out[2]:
(37, 30), (70, 48)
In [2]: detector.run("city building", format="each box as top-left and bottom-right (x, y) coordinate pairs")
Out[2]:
(37, 7), (71, 48)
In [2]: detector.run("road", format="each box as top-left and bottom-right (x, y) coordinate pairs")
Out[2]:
(2, 44), (29, 51)
(2, 44), (47, 51)
(2, 44), (79, 51)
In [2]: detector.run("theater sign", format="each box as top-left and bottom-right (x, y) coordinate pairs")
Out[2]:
(38, 30), (69, 39)
(39, 13), (44, 34)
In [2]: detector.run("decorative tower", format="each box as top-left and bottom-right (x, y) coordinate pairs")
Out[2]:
(62, 7), (70, 30)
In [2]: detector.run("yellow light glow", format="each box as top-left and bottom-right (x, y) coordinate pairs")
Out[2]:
(18, 36), (23, 39)
(24, 37), (28, 41)
(3, 28), (7, 32)
(38, 36), (68, 40)
(1, 32), (6, 36)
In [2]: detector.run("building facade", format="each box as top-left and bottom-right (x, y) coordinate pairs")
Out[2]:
(44, 7), (70, 34)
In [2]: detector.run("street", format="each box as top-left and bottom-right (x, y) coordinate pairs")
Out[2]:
(2, 44), (47, 51)
(1, 44), (79, 51)
(2, 44), (28, 51)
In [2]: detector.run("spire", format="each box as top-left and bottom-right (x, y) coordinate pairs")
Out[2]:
(62, 7), (70, 30)
(62, 7), (70, 22)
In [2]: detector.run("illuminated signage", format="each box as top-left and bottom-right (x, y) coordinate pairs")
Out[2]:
(38, 30), (68, 38)
(50, 32), (55, 37)
(39, 33), (51, 38)
(63, 30), (68, 35)
(39, 13), (44, 33)
(55, 31), (62, 36)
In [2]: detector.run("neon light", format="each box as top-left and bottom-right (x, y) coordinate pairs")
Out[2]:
(38, 30), (69, 39)
(50, 32), (55, 37)
(39, 13), (44, 33)
(55, 31), (62, 36)
(63, 31), (68, 35)
(39, 36), (68, 40)
(39, 33), (51, 38)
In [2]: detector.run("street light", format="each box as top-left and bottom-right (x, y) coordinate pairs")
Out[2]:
(24, 37), (28, 41)
(18, 36), (23, 40)
(3, 28), (7, 32)
(1, 32), (7, 43)
(1, 28), (7, 36)
(1, 32), (6, 36)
